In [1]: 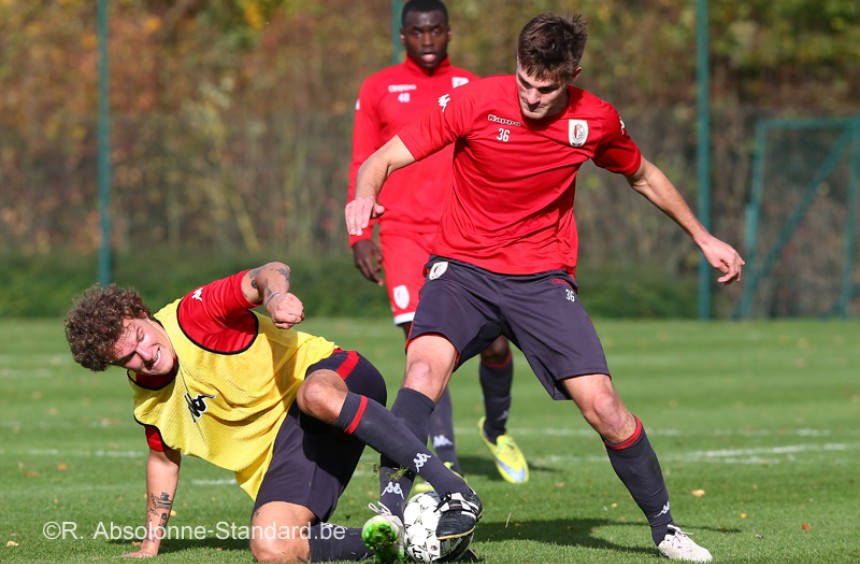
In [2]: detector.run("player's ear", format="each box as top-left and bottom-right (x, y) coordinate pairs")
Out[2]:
(571, 67), (583, 83)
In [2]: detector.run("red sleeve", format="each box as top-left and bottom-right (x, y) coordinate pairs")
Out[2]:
(592, 109), (642, 176)
(347, 77), (385, 246)
(145, 425), (165, 452)
(398, 83), (473, 163)
(176, 270), (258, 352)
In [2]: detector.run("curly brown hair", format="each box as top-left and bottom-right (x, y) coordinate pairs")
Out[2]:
(64, 283), (152, 372)
(517, 13), (588, 84)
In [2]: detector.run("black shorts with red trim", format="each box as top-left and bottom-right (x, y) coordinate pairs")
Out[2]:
(253, 350), (386, 520)
(411, 256), (610, 400)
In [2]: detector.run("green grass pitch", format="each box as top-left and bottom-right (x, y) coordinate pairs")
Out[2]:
(1, 317), (858, 562)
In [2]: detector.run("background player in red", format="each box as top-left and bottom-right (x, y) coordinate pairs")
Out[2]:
(64, 261), (480, 562)
(346, 12), (746, 562)
(347, 0), (529, 489)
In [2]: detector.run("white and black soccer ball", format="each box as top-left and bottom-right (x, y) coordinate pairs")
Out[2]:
(402, 491), (473, 562)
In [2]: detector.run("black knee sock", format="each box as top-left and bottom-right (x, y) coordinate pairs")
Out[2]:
(307, 523), (369, 561)
(604, 417), (674, 545)
(479, 351), (513, 443)
(428, 387), (460, 472)
(336, 390), (467, 518)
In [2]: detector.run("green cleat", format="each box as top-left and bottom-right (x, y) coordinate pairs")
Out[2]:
(362, 510), (405, 563)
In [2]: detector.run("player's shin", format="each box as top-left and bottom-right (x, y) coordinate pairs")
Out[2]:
(604, 416), (674, 545)
(335, 390), (468, 517)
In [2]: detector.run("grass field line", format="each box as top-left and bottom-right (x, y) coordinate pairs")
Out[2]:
(11, 440), (858, 469)
(0, 367), (61, 378)
(4, 419), (856, 438)
(535, 441), (860, 466)
(454, 426), (858, 438)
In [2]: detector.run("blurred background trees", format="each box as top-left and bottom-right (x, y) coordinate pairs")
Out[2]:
(1, 0), (858, 317)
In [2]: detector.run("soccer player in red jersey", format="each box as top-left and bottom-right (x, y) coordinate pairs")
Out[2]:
(346, 13), (746, 562)
(64, 261), (480, 562)
(347, 0), (529, 494)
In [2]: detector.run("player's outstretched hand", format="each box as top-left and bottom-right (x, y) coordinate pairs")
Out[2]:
(699, 235), (745, 284)
(345, 196), (385, 237)
(353, 239), (384, 285)
(266, 292), (305, 329)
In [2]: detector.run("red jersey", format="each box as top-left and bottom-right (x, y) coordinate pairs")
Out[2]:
(347, 56), (478, 247)
(397, 75), (642, 275)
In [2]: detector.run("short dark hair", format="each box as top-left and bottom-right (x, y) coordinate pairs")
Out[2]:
(401, 0), (448, 27)
(517, 13), (588, 83)
(64, 283), (151, 371)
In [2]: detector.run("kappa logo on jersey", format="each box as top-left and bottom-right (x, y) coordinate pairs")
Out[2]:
(452, 76), (470, 88)
(184, 392), (216, 422)
(568, 119), (589, 147)
(488, 114), (522, 128)
(393, 285), (410, 310)
(388, 84), (417, 93)
(192, 287), (203, 301)
(383, 481), (405, 499)
(413, 452), (431, 471)
(619, 116), (628, 136)
(438, 93), (451, 112)
(428, 261), (448, 280)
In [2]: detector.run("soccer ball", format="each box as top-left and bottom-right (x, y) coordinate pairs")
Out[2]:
(402, 491), (473, 562)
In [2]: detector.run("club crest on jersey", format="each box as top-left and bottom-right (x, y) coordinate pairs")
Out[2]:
(185, 392), (216, 422)
(393, 285), (410, 309)
(452, 76), (470, 88)
(428, 262), (448, 280)
(568, 119), (589, 147)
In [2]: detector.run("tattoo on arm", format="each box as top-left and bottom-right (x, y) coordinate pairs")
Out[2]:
(262, 268), (291, 307)
(262, 281), (280, 307)
(249, 267), (261, 291)
(145, 492), (173, 541)
(275, 267), (291, 284)
(152, 491), (173, 510)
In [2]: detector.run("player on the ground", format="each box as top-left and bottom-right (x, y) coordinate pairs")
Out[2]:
(347, 0), (528, 488)
(346, 12), (746, 562)
(64, 261), (480, 562)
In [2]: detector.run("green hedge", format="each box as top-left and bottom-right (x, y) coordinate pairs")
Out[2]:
(0, 251), (698, 319)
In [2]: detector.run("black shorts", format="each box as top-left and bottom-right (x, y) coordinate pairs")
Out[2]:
(411, 257), (610, 400)
(253, 350), (386, 521)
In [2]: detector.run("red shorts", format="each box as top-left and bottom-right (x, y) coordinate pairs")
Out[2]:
(380, 230), (436, 326)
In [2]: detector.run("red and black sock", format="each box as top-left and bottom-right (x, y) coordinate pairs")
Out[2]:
(604, 417), (674, 545)
(337, 389), (467, 518)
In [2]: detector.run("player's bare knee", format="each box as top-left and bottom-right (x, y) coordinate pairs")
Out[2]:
(296, 373), (343, 423)
(404, 361), (444, 399)
(582, 392), (627, 435)
(251, 537), (306, 563)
